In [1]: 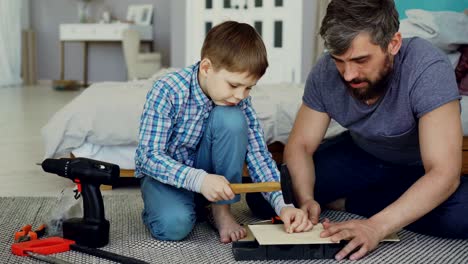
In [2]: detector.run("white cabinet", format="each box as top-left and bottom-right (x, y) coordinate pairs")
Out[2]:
(58, 23), (154, 85)
(59, 23), (152, 41)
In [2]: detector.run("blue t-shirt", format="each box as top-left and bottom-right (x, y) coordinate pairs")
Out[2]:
(303, 37), (460, 164)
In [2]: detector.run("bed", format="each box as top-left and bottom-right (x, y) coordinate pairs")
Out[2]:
(42, 10), (468, 181)
(41, 69), (346, 178)
(42, 68), (468, 181)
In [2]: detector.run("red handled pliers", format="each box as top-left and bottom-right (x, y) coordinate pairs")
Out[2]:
(14, 224), (47, 243)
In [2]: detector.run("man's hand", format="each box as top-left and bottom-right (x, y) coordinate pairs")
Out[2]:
(280, 207), (314, 233)
(320, 218), (387, 261)
(200, 174), (235, 202)
(299, 199), (321, 225)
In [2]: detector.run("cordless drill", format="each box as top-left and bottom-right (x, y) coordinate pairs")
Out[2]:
(42, 157), (120, 248)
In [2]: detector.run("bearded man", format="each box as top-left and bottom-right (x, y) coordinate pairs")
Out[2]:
(282, 0), (467, 260)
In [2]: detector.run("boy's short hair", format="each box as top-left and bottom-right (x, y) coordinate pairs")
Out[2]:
(201, 21), (268, 79)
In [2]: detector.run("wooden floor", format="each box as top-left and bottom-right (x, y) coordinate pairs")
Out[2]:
(0, 84), (138, 196)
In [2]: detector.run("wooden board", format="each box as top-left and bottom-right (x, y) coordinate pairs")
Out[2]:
(249, 223), (334, 245)
(248, 223), (399, 245)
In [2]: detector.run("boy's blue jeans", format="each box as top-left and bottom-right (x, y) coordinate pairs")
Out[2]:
(140, 106), (248, 241)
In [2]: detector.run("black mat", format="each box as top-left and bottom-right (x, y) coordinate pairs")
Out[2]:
(1, 194), (467, 263)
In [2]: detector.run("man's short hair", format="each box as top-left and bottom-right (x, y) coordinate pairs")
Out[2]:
(201, 21), (268, 78)
(320, 0), (400, 55)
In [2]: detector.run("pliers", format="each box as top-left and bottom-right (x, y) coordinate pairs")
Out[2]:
(14, 224), (47, 243)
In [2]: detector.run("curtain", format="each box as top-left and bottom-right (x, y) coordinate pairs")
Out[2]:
(311, 0), (331, 65)
(0, 1), (22, 87)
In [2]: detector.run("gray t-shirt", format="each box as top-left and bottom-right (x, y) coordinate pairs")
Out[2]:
(303, 37), (460, 164)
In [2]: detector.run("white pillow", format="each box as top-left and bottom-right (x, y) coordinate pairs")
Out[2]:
(400, 9), (468, 52)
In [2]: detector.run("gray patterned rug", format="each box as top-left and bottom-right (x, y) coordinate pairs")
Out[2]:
(1, 194), (467, 264)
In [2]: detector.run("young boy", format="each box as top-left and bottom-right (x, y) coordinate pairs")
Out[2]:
(135, 21), (312, 243)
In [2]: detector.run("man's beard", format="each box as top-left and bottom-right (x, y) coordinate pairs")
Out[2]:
(345, 54), (393, 103)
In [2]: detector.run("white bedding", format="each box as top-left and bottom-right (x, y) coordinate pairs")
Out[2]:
(42, 69), (175, 159)
(43, 69), (468, 170)
(67, 81), (346, 169)
(42, 69), (346, 169)
(400, 9), (468, 68)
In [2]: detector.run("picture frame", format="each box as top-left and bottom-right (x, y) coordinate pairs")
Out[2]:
(127, 4), (153, 25)
(126, 5), (138, 23)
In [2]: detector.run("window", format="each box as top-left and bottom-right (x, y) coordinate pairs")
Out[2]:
(205, 0), (212, 9)
(274, 21), (283, 48)
(205, 22), (213, 35)
(255, 0), (263, 7)
(275, 0), (283, 7)
(224, 0), (231, 8)
(254, 21), (263, 37)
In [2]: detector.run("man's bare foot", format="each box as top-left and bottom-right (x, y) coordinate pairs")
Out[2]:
(211, 204), (246, 243)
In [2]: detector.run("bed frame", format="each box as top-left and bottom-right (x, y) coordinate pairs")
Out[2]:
(266, 139), (468, 175)
(100, 138), (468, 189)
(462, 137), (468, 174)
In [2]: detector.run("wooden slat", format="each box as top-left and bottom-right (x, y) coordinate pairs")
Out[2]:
(243, 142), (284, 176)
(461, 137), (468, 175)
(463, 137), (468, 151)
(120, 169), (134, 178)
(462, 146), (468, 175)
(74, 137), (468, 190)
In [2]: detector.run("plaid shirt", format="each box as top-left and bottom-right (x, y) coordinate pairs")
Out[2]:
(135, 63), (288, 214)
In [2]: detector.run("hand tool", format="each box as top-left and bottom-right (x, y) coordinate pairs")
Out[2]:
(41, 157), (120, 248)
(14, 225), (32, 242)
(15, 224), (47, 243)
(26, 251), (73, 264)
(12, 237), (75, 256)
(12, 236), (149, 264)
(250, 216), (284, 225)
(70, 243), (149, 264)
(230, 182), (281, 193)
(229, 163), (295, 199)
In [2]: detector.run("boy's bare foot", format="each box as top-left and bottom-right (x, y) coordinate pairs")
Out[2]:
(211, 204), (246, 243)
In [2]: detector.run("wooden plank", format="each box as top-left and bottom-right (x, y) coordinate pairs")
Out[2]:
(248, 223), (335, 245)
(248, 223), (399, 245)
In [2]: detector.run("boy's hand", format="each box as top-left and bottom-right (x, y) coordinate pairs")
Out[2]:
(200, 174), (235, 202)
(280, 207), (314, 233)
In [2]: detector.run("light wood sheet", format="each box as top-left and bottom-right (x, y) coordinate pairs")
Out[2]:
(248, 223), (400, 245)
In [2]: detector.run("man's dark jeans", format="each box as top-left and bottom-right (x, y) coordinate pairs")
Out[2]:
(247, 132), (468, 239)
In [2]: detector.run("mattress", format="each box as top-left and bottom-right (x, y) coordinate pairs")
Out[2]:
(71, 81), (347, 170)
(43, 69), (468, 170)
(72, 95), (468, 170)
